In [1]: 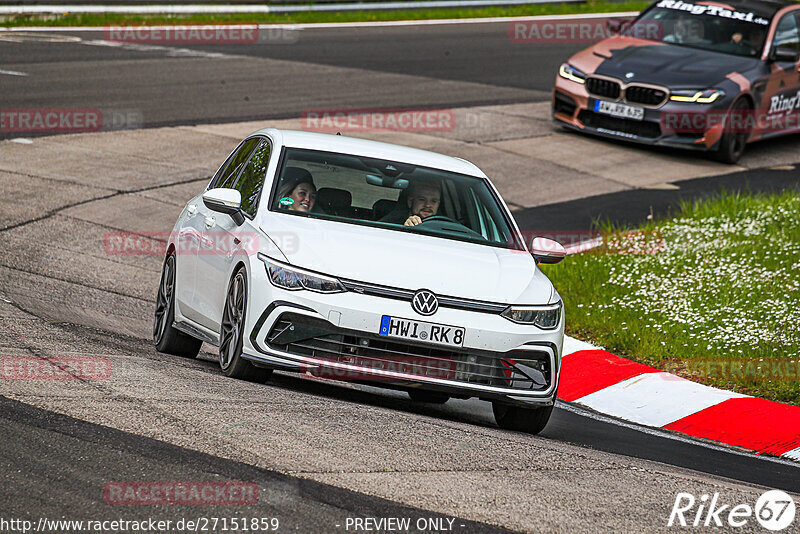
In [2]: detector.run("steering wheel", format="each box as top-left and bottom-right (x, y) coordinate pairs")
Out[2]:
(741, 41), (759, 55)
(418, 215), (458, 224)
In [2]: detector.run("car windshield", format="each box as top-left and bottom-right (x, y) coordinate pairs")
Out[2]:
(269, 147), (522, 250)
(627, 0), (771, 58)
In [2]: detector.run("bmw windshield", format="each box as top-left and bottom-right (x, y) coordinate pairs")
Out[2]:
(269, 147), (523, 250)
(627, 0), (771, 57)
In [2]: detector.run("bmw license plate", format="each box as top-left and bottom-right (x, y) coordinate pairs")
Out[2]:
(379, 315), (465, 348)
(594, 100), (644, 121)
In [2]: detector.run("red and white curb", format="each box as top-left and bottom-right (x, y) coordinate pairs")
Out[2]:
(558, 337), (800, 462)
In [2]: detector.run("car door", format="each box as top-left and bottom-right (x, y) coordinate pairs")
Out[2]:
(195, 137), (272, 332)
(173, 193), (206, 324)
(762, 11), (800, 135)
(181, 137), (261, 326)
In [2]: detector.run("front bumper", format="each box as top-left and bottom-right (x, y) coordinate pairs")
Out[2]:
(552, 76), (736, 151)
(241, 266), (564, 407)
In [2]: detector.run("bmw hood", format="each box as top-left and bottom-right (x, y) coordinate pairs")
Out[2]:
(590, 39), (759, 88)
(261, 215), (554, 305)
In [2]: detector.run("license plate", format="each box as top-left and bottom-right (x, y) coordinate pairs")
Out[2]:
(379, 316), (465, 348)
(594, 100), (644, 121)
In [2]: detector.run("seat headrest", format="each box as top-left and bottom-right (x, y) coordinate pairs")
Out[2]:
(372, 199), (396, 220)
(317, 188), (352, 209)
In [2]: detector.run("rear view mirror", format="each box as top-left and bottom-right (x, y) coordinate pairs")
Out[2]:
(202, 188), (244, 225)
(365, 174), (409, 189)
(530, 237), (566, 264)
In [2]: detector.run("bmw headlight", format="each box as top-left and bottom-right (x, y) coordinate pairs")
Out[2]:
(501, 302), (561, 329)
(669, 89), (725, 104)
(258, 253), (345, 294)
(558, 63), (586, 84)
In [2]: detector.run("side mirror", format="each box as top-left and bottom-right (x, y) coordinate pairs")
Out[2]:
(202, 188), (245, 225)
(530, 237), (566, 265)
(770, 46), (799, 63)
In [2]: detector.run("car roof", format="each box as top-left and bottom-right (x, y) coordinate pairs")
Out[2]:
(250, 128), (487, 178)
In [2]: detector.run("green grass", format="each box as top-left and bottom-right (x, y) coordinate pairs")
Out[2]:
(542, 190), (800, 405)
(1, 1), (650, 27)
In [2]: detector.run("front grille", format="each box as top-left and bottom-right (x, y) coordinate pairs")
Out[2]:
(625, 85), (668, 107)
(553, 91), (577, 116)
(586, 77), (621, 100)
(578, 110), (662, 139)
(267, 313), (552, 391)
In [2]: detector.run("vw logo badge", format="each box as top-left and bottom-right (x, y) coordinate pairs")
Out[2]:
(625, 72), (635, 79)
(411, 289), (438, 316)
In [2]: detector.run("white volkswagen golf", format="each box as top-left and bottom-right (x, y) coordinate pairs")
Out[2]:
(154, 129), (566, 434)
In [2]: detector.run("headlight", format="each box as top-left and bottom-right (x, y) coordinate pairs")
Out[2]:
(258, 253), (345, 294)
(558, 63), (586, 84)
(669, 89), (725, 104)
(500, 302), (561, 329)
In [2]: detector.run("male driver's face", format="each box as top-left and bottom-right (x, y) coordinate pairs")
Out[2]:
(408, 186), (440, 219)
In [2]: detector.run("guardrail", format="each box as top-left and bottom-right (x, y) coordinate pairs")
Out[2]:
(0, 0), (583, 15)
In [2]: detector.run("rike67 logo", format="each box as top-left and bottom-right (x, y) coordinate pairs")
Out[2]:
(668, 490), (796, 530)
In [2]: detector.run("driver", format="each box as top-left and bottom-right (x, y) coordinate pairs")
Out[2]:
(404, 183), (441, 226)
(728, 26), (765, 55)
(379, 181), (441, 226)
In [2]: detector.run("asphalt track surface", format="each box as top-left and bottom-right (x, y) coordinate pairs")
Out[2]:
(0, 22), (566, 133)
(1, 19), (800, 533)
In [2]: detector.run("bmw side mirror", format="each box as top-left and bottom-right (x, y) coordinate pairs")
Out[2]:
(770, 46), (800, 63)
(202, 188), (245, 225)
(530, 237), (566, 265)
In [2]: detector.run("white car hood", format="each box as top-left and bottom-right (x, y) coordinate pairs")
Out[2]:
(262, 215), (554, 305)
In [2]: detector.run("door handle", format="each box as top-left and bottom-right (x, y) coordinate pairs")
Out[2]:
(204, 216), (215, 228)
(187, 204), (197, 215)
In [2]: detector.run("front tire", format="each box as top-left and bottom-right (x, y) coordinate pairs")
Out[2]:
(219, 268), (272, 382)
(492, 402), (553, 435)
(711, 98), (750, 164)
(153, 254), (202, 358)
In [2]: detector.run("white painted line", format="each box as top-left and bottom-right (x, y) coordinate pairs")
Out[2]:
(0, 11), (640, 31)
(0, 0), (582, 15)
(10, 138), (34, 144)
(0, 69), (28, 76)
(562, 335), (600, 356)
(556, 400), (800, 466)
(81, 39), (233, 58)
(574, 372), (750, 428)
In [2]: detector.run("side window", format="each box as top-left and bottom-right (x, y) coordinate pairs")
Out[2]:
(773, 13), (800, 51)
(233, 138), (272, 217)
(210, 137), (261, 190)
